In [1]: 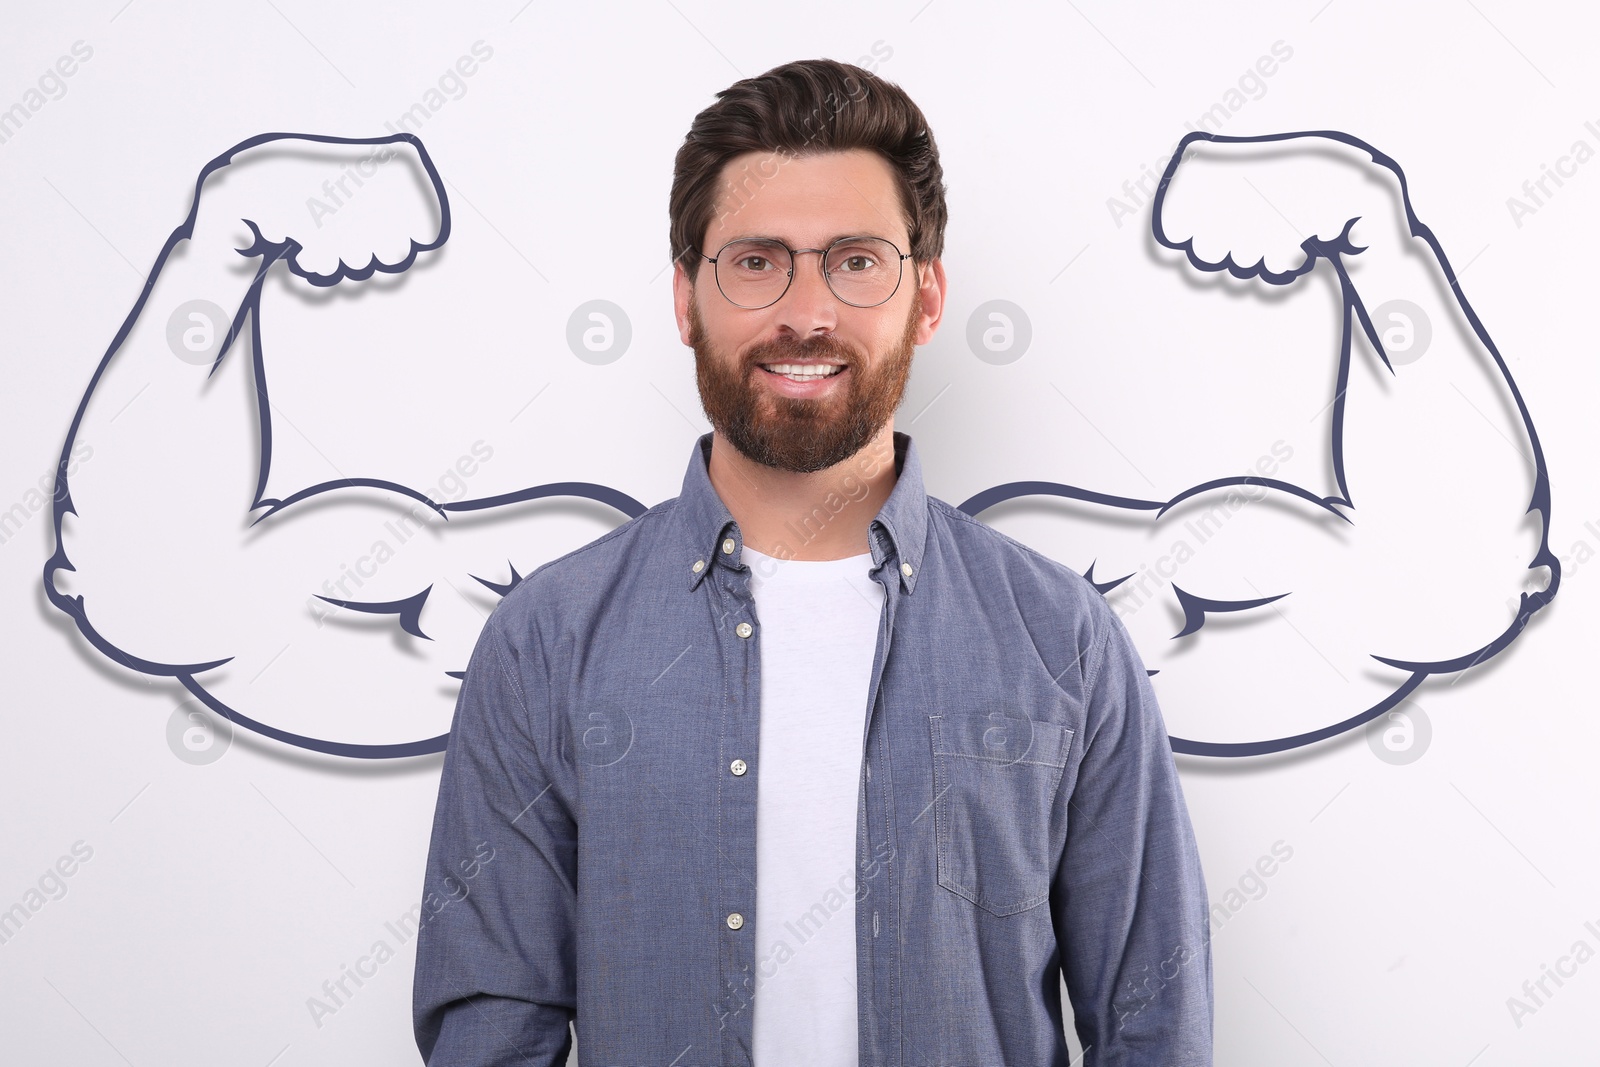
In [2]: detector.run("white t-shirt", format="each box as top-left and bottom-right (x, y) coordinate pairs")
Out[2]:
(743, 544), (885, 1066)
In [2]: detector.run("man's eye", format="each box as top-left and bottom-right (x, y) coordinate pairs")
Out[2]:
(735, 256), (771, 271)
(840, 255), (875, 272)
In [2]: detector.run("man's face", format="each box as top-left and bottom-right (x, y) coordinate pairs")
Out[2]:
(676, 148), (940, 474)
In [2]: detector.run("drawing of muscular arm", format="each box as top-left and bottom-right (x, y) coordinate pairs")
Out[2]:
(965, 131), (1558, 754)
(46, 134), (456, 671)
(45, 133), (642, 757)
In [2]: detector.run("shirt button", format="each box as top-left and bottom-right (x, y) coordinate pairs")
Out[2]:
(691, 559), (705, 573)
(726, 912), (745, 930)
(901, 561), (914, 577)
(730, 758), (747, 776)
(735, 621), (753, 638)
(721, 537), (736, 554)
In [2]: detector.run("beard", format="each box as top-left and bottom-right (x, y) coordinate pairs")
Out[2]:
(689, 286), (921, 474)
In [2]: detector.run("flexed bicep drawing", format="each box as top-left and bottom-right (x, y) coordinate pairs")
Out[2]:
(963, 131), (1557, 755)
(44, 129), (1558, 759)
(44, 133), (646, 758)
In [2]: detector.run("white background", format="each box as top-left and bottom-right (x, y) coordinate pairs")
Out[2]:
(2, 1), (1597, 1063)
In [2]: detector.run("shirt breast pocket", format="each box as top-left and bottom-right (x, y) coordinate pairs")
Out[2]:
(928, 712), (1074, 917)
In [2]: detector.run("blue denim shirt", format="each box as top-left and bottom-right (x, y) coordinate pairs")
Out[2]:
(413, 430), (1213, 1066)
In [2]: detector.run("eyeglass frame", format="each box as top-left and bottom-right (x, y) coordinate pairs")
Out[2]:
(695, 234), (915, 310)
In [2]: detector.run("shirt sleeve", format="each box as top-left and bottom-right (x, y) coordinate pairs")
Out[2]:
(412, 613), (578, 1065)
(1051, 608), (1214, 1066)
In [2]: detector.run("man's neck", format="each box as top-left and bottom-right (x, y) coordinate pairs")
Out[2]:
(706, 423), (899, 561)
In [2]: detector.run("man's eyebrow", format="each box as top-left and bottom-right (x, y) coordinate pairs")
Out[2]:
(721, 232), (900, 246)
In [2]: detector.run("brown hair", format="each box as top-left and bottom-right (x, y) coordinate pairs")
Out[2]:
(668, 58), (947, 281)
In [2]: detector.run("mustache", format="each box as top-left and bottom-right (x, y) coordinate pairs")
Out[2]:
(744, 334), (860, 368)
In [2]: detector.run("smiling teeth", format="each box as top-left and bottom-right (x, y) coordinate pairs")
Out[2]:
(764, 363), (844, 379)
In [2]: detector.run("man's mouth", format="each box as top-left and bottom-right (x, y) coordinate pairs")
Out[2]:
(758, 362), (847, 382)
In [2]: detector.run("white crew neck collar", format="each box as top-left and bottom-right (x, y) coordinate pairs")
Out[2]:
(742, 544), (874, 583)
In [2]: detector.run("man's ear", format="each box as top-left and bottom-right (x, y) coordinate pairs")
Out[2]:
(912, 257), (948, 346)
(672, 259), (695, 347)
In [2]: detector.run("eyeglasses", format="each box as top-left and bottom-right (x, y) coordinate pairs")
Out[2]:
(697, 235), (912, 310)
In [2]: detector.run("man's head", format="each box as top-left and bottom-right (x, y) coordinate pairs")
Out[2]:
(670, 59), (948, 473)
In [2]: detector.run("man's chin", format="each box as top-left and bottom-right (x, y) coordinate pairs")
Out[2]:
(724, 412), (864, 472)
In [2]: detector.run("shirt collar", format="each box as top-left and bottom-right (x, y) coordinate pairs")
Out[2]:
(679, 430), (927, 595)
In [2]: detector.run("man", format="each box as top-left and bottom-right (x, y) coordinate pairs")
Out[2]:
(414, 57), (1212, 1066)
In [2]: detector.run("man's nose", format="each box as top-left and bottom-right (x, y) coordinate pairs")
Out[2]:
(771, 250), (839, 338)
